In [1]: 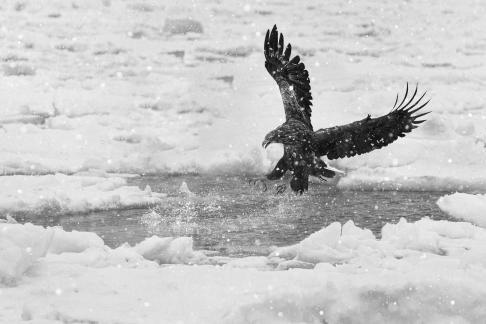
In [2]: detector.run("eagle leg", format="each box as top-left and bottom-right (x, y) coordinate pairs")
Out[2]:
(248, 154), (288, 192)
(290, 167), (309, 195)
(266, 156), (288, 180)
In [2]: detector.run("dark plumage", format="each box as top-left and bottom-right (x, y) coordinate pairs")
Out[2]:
(261, 25), (430, 194)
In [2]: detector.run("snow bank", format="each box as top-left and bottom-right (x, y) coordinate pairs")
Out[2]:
(0, 173), (166, 215)
(2, 218), (486, 322)
(437, 193), (486, 227)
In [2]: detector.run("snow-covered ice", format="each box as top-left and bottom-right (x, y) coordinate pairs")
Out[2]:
(438, 193), (486, 227)
(0, 173), (165, 215)
(0, 0), (483, 191)
(2, 218), (486, 323)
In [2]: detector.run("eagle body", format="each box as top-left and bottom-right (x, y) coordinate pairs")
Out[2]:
(261, 25), (430, 194)
(264, 119), (335, 193)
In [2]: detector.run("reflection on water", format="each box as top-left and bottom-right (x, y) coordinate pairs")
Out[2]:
(18, 175), (454, 257)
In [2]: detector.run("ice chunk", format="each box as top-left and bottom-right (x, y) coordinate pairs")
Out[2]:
(3, 64), (36, 76)
(0, 223), (53, 282)
(48, 228), (104, 254)
(0, 173), (166, 215)
(224, 256), (272, 270)
(135, 236), (206, 264)
(276, 259), (315, 270)
(271, 221), (375, 264)
(178, 181), (195, 196)
(163, 18), (203, 35)
(437, 193), (486, 227)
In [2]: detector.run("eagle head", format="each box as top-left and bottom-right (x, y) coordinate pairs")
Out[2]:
(262, 129), (281, 148)
(262, 126), (305, 148)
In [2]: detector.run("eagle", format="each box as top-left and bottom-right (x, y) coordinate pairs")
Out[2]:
(254, 25), (430, 194)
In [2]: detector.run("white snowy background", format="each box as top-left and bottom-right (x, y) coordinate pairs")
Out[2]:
(1, 0), (486, 323)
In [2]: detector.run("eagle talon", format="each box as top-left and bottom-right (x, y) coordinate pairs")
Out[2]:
(248, 178), (268, 192)
(275, 184), (287, 194)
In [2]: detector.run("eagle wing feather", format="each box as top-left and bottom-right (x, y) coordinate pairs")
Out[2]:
(312, 83), (430, 159)
(264, 25), (313, 129)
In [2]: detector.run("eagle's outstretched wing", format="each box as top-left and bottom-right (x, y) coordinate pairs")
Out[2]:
(264, 25), (313, 128)
(312, 83), (430, 160)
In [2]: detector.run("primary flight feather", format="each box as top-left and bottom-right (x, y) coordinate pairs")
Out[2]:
(260, 25), (430, 194)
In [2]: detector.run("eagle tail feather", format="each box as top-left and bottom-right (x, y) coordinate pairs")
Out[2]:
(310, 159), (336, 179)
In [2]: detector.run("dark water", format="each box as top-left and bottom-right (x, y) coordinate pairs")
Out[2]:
(18, 175), (454, 257)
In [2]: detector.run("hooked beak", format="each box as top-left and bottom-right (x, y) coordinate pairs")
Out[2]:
(262, 138), (271, 149)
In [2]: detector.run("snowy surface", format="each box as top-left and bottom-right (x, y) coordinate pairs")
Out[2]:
(0, 0), (483, 191)
(1, 0), (486, 322)
(438, 193), (486, 227)
(2, 218), (486, 323)
(0, 173), (165, 215)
